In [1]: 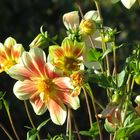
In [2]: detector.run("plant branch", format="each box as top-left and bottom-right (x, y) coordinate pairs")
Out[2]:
(3, 100), (20, 140)
(85, 83), (103, 140)
(0, 122), (13, 140)
(24, 101), (41, 140)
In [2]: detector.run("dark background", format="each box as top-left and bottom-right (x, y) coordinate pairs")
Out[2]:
(0, 0), (140, 139)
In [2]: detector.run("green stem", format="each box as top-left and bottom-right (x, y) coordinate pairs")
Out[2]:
(23, 101), (40, 140)
(94, 0), (110, 76)
(68, 107), (72, 140)
(3, 100), (20, 140)
(94, 98), (105, 110)
(113, 42), (117, 80)
(85, 83), (103, 140)
(122, 76), (135, 126)
(82, 87), (93, 127)
(0, 122), (13, 140)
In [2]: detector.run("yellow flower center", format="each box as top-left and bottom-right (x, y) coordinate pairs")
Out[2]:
(37, 79), (55, 101)
(64, 57), (80, 71)
(4, 59), (16, 72)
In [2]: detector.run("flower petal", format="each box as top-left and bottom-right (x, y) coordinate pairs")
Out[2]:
(53, 77), (73, 90)
(63, 11), (79, 30)
(29, 48), (46, 72)
(8, 64), (33, 81)
(13, 80), (38, 100)
(30, 96), (47, 115)
(58, 92), (80, 110)
(84, 10), (99, 21)
(12, 44), (24, 62)
(47, 97), (66, 125)
(21, 51), (42, 77)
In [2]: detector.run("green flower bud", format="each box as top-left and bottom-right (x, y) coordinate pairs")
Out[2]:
(80, 19), (96, 36)
(112, 93), (121, 104)
(134, 75), (140, 85)
(135, 95), (140, 105)
(29, 33), (48, 48)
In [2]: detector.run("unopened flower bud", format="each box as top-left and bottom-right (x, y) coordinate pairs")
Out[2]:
(112, 93), (121, 104)
(29, 33), (48, 48)
(80, 19), (96, 36)
(134, 75), (140, 85)
(135, 95), (140, 105)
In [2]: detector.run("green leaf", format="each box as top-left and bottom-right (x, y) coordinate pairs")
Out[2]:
(80, 122), (99, 138)
(37, 118), (50, 131)
(116, 70), (126, 87)
(0, 91), (5, 100)
(87, 48), (103, 62)
(111, 0), (120, 4)
(26, 128), (38, 140)
(116, 118), (140, 139)
(88, 73), (116, 89)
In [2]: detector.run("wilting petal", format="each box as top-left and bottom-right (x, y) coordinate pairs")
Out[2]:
(63, 11), (79, 30)
(8, 64), (33, 81)
(13, 80), (38, 100)
(30, 96), (47, 115)
(47, 97), (66, 125)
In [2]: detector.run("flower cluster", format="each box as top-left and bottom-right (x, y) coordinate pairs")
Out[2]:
(0, 1), (140, 139)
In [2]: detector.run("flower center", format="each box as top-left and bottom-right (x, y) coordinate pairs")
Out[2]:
(4, 60), (16, 72)
(38, 80), (52, 93)
(64, 56), (80, 71)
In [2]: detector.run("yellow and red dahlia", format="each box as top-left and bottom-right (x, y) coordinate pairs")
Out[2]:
(8, 48), (80, 125)
(48, 38), (85, 75)
(0, 37), (24, 73)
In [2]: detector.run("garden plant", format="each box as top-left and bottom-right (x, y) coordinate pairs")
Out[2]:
(0, 0), (140, 140)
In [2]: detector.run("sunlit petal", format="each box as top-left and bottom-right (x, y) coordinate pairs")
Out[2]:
(13, 80), (38, 100)
(47, 97), (66, 125)
(30, 96), (47, 115)
(8, 64), (33, 81)
(63, 11), (79, 30)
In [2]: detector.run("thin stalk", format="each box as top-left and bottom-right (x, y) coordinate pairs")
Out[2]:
(3, 100), (20, 140)
(85, 83), (103, 140)
(0, 122), (13, 140)
(113, 42), (117, 83)
(110, 134), (113, 140)
(24, 101), (40, 140)
(68, 107), (72, 140)
(82, 87), (93, 127)
(122, 76), (135, 126)
(94, 98), (105, 110)
(138, 0), (140, 6)
(94, 0), (110, 76)
(71, 112), (82, 140)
